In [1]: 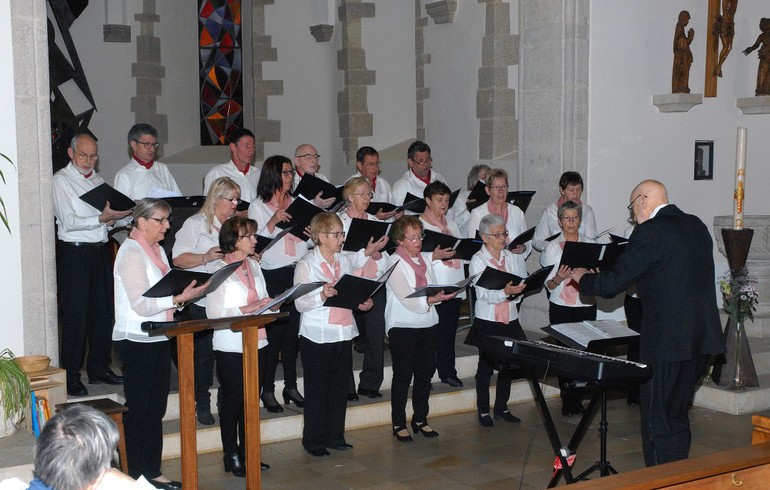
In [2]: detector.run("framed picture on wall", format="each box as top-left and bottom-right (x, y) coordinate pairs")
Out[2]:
(694, 140), (713, 180)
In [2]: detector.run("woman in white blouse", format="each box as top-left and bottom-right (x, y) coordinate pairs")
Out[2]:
(541, 200), (597, 416)
(531, 171), (597, 253)
(248, 156), (311, 412)
(419, 181), (466, 388)
(171, 176), (241, 425)
(206, 217), (274, 476)
(339, 177), (389, 399)
(385, 216), (457, 443)
(468, 214), (527, 427)
(294, 212), (373, 457)
(113, 199), (208, 488)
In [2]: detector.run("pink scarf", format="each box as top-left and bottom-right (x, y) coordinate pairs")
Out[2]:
(320, 259), (355, 326)
(347, 212), (379, 278)
(422, 211), (460, 269)
(558, 241), (580, 305)
(226, 255), (266, 342)
(396, 245), (428, 289)
(267, 193), (303, 255)
(489, 253), (510, 324)
(130, 228), (172, 321)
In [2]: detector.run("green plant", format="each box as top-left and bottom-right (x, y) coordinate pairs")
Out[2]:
(0, 152), (14, 233)
(0, 348), (30, 426)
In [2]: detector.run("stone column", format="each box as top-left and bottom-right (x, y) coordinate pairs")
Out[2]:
(477, 0), (518, 160)
(414, 0), (430, 141)
(10, 0), (59, 360)
(337, 0), (375, 163)
(131, 0), (168, 149)
(518, 1), (590, 326)
(251, 0), (282, 162)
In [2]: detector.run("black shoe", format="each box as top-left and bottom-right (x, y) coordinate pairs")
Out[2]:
(441, 376), (463, 388)
(282, 388), (305, 408)
(494, 410), (521, 423)
(392, 425), (413, 443)
(478, 413), (494, 427)
(88, 369), (123, 385)
(261, 461), (270, 470)
(411, 420), (439, 438)
(67, 374), (88, 397)
(223, 452), (245, 477)
(331, 443), (353, 451)
(561, 401), (585, 416)
(197, 405), (215, 426)
(357, 387), (383, 399)
(148, 479), (182, 489)
(261, 392), (283, 413)
(347, 392), (359, 401)
(306, 448), (331, 457)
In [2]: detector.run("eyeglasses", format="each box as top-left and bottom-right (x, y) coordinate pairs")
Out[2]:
(74, 150), (99, 162)
(410, 157), (433, 166)
(627, 194), (645, 210)
(296, 153), (320, 160)
(484, 231), (509, 238)
(322, 231), (346, 239)
(239, 233), (258, 240)
(488, 185), (509, 191)
(403, 233), (425, 243)
(560, 216), (580, 222)
(134, 140), (160, 149)
(148, 216), (172, 225)
(352, 192), (374, 198)
(362, 161), (381, 167)
(221, 196), (240, 204)
(281, 170), (295, 177)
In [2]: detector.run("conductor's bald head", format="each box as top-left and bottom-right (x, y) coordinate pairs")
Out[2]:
(628, 180), (668, 224)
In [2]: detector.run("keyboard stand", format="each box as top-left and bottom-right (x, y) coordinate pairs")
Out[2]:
(574, 389), (619, 480)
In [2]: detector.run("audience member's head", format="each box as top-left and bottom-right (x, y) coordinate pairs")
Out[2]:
(32, 405), (119, 490)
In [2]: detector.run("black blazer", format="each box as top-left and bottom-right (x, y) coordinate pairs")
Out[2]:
(580, 205), (724, 363)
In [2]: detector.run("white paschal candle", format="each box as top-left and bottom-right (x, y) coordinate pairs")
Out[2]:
(734, 127), (747, 230)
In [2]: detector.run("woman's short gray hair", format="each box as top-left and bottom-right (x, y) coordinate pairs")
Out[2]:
(479, 213), (506, 236)
(557, 200), (582, 220)
(128, 198), (171, 229)
(32, 405), (119, 490)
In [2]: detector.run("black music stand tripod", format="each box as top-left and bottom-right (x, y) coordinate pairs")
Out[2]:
(574, 387), (618, 480)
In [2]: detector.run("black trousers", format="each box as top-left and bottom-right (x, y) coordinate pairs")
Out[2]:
(300, 337), (351, 451)
(435, 298), (462, 380)
(56, 242), (114, 378)
(215, 348), (267, 456)
(388, 325), (437, 427)
(640, 355), (709, 466)
(548, 302), (597, 407)
(624, 295), (643, 401)
(173, 303), (214, 408)
(116, 340), (170, 480)
(262, 266), (301, 392)
(355, 287), (387, 392)
(473, 318), (526, 414)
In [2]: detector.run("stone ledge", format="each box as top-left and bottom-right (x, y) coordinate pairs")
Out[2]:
(652, 93), (703, 113)
(737, 96), (770, 115)
(426, 0), (457, 25)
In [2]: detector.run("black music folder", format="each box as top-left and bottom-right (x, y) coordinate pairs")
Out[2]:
(293, 173), (343, 208)
(343, 218), (392, 252)
(420, 230), (482, 261)
(509, 191), (535, 213)
(542, 320), (640, 350)
(162, 195), (206, 209)
(559, 241), (626, 270)
(545, 232), (560, 243)
(405, 189), (460, 214)
(453, 238), (483, 261)
(508, 226), (536, 250)
(466, 181), (489, 211)
(475, 264), (553, 293)
(252, 281), (326, 314)
(236, 199), (250, 212)
(80, 183), (135, 212)
(366, 201), (396, 215)
(276, 197), (324, 238)
(609, 233), (628, 244)
(323, 262), (398, 309)
(143, 260), (242, 298)
(254, 226), (295, 254)
(406, 273), (478, 298)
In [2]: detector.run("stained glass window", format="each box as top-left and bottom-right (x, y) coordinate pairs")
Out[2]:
(199, 0), (243, 145)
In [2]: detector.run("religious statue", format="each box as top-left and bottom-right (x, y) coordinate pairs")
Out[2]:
(713, 0), (738, 78)
(743, 18), (770, 96)
(672, 11), (694, 94)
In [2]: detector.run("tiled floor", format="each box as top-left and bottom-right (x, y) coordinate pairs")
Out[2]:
(159, 390), (756, 489)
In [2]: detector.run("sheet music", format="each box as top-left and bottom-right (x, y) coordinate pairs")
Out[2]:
(550, 320), (638, 348)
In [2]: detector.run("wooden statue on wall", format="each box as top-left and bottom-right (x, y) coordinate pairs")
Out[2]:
(743, 18), (770, 96)
(713, 0), (738, 78)
(672, 11), (695, 94)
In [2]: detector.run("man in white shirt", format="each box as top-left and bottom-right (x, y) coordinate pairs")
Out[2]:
(293, 143), (335, 208)
(345, 146), (399, 221)
(53, 134), (132, 396)
(203, 128), (260, 203)
(114, 123), (181, 200)
(392, 140), (454, 217)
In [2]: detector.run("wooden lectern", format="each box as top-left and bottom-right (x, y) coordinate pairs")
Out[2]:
(145, 312), (285, 490)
